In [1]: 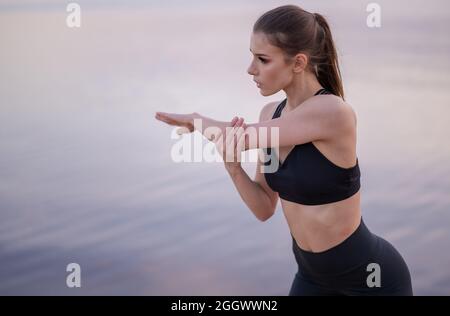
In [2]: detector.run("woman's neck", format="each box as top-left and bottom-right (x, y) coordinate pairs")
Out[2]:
(283, 72), (323, 113)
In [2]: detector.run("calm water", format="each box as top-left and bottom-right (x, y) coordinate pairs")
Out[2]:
(1, 0), (449, 295)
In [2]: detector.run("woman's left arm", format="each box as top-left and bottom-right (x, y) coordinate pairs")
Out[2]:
(241, 97), (354, 151)
(155, 96), (353, 148)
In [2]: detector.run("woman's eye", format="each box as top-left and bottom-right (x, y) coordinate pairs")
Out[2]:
(259, 57), (268, 64)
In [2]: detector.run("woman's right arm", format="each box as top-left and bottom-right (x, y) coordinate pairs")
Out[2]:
(224, 102), (279, 222)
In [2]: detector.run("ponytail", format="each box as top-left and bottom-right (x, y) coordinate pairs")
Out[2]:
(312, 13), (345, 100)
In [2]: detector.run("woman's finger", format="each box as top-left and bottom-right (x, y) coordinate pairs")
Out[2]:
(226, 123), (238, 148)
(155, 112), (190, 127)
(234, 119), (244, 141)
(211, 129), (223, 142)
(228, 117), (244, 147)
(225, 118), (244, 162)
(236, 128), (246, 157)
(233, 116), (247, 130)
(156, 114), (178, 126)
(234, 117), (245, 141)
(224, 124), (238, 161)
(239, 119), (248, 143)
(233, 119), (246, 161)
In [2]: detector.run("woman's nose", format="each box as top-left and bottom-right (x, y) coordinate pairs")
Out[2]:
(247, 63), (256, 75)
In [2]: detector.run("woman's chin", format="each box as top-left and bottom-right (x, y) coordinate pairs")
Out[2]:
(259, 87), (275, 96)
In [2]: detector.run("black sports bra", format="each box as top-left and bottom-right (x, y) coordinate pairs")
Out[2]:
(263, 88), (361, 205)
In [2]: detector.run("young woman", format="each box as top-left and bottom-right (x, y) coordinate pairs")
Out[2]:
(155, 5), (413, 296)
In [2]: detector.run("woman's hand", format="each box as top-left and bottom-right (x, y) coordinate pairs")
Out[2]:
(154, 111), (201, 135)
(156, 111), (248, 171)
(213, 116), (247, 173)
(155, 111), (248, 142)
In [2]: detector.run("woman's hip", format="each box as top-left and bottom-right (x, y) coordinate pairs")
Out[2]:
(291, 217), (413, 295)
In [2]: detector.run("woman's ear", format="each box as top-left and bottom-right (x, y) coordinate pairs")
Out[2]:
(292, 53), (308, 73)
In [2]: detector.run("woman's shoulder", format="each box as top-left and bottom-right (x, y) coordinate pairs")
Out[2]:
(307, 93), (344, 108)
(306, 94), (357, 128)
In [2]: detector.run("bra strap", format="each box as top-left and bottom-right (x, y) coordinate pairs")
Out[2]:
(272, 99), (287, 119)
(314, 88), (331, 95)
(272, 89), (330, 119)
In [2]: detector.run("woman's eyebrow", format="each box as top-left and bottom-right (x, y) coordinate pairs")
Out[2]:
(249, 48), (269, 57)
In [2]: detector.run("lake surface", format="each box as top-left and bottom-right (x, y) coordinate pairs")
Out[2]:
(0, 0), (449, 295)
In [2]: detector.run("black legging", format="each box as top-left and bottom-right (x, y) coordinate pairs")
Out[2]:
(289, 217), (413, 296)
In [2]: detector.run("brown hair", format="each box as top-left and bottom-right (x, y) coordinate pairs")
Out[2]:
(253, 5), (345, 100)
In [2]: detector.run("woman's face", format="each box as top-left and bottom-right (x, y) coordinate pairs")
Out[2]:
(247, 32), (295, 96)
